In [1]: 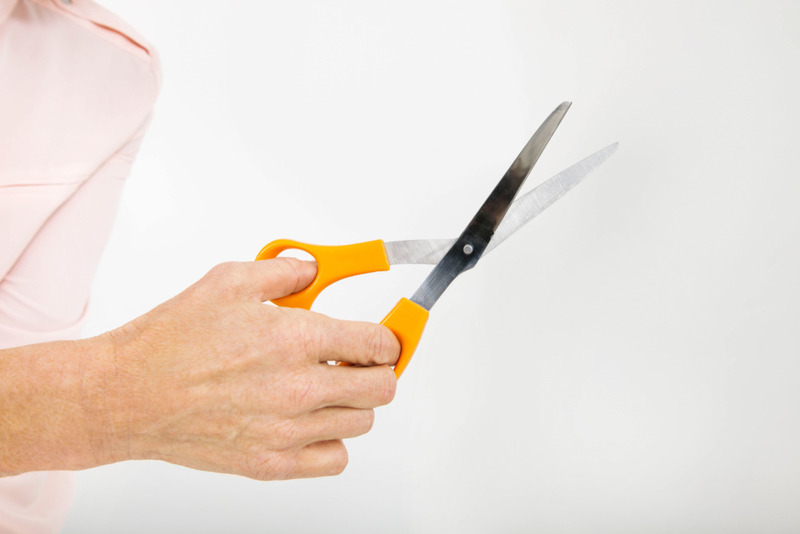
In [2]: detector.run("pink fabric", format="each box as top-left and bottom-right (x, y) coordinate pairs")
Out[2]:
(0, 0), (160, 531)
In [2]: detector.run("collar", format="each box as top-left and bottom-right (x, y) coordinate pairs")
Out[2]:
(0, 0), (17, 25)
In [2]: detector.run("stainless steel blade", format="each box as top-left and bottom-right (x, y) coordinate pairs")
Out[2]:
(384, 239), (454, 265)
(383, 142), (617, 265)
(483, 141), (618, 257)
(409, 102), (571, 310)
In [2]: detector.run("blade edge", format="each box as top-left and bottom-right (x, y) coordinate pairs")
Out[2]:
(383, 142), (618, 265)
(483, 141), (619, 256)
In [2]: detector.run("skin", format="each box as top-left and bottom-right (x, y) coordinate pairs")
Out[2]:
(0, 258), (400, 480)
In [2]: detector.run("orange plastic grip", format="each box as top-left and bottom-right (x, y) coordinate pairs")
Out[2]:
(255, 239), (391, 310)
(381, 298), (429, 379)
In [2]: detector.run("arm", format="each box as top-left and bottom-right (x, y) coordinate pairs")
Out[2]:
(0, 258), (400, 480)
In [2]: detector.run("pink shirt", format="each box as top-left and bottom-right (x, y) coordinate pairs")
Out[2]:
(0, 0), (160, 531)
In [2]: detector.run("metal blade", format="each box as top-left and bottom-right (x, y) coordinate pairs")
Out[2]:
(383, 142), (618, 265)
(409, 102), (571, 310)
(384, 239), (454, 265)
(483, 141), (618, 256)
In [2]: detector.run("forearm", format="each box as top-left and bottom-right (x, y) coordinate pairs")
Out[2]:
(0, 336), (122, 476)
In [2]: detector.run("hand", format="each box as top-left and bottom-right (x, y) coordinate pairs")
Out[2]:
(95, 258), (400, 480)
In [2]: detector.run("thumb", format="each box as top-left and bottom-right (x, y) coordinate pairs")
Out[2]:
(239, 258), (317, 302)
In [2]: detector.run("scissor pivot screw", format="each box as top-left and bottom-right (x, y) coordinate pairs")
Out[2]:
(463, 244), (474, 255)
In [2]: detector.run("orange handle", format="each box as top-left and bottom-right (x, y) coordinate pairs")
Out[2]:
(255, 239), (391, 310)
(381, 298), (429, 379)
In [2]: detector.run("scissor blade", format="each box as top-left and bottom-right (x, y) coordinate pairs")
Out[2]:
(483, 141), (618, 256)
(409, 102), (571, 310)
(383, 142), (618, 265)
(384, 239), (454, 265)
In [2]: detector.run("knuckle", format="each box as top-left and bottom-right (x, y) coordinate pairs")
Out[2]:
(268, 257), (311, 295)
(206, 261), (235, 280)
(264, 257), (293, 281)
(272, 418), (303, 449)
(280, 368), (321, 412)
(205, 262), (246, 295)
(293, 380), (319, 410)
(263, 313), (298, 351)
(299, 319), (327, 361)
(275, 256), (304, 276)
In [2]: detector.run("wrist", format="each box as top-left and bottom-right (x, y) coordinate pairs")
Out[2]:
(78, 333), (136, 466)
(98, 318), (172, 464)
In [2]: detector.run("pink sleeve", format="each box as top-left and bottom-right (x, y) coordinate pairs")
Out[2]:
(0, 115), (153, 348)
(0, 118), (150, 348)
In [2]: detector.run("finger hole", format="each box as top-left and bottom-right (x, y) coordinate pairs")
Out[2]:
(274, 248), (316, 264)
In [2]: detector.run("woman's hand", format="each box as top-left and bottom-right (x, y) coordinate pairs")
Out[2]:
(0, 258), (400, 480)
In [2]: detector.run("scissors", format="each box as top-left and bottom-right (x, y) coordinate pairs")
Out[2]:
(256, 102), (617, 378)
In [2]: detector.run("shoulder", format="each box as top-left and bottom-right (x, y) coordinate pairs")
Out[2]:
(0, 0), (161, 184)
(20, 0), (161, 90)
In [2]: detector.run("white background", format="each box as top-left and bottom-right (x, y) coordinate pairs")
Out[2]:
(65, 1), (800, 532)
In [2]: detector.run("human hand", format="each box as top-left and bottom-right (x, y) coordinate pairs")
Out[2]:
(93, 258), (400, 480)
